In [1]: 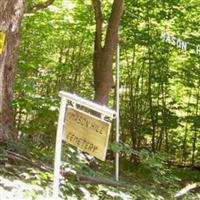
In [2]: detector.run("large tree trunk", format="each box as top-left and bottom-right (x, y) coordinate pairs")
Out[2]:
(92, 0), (124, 105)
(0, 0), (24, 139)
(0, 0), (55, 140)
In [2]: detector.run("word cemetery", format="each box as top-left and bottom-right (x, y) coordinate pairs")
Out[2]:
(160, 32), (200, 55)
(66, 132), (98, 153)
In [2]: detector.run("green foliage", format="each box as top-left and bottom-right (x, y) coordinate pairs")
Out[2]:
(8, 0), (200, 199)
(109, 142), (125, 153)
(15, 0), (200, 165)
(137, 151), (166, 178)
(1, 139), (200, 199)
(14, 0), (94, 147)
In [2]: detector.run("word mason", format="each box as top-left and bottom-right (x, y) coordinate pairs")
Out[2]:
(160, 32), (200, 55)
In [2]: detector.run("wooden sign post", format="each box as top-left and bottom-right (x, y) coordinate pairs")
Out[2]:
(53, 91), (116, 198)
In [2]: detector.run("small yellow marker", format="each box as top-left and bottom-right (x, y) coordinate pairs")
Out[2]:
(0, 32), (6, 54)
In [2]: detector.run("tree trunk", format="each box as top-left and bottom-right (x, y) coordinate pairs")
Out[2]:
(0, 0), (55, 140)
(192, 88), (199, 165)
(182, 93), (192, 163)
(0, 0), (24, 139)
(92, 0), (124, 105)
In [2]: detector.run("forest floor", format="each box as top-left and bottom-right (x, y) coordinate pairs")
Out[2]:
(0, 139), (200, 200)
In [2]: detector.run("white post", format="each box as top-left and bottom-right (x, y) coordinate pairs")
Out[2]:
(53, 97), (67, 198)
(53, 91), (116, 197)
(115, 42), (120, 181)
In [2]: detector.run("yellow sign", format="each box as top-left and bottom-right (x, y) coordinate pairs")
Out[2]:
(0, 32), (5, 54)
(63, 107), (111, 161)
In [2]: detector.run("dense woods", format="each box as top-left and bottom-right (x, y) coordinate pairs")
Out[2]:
(0, 0), (200, 199)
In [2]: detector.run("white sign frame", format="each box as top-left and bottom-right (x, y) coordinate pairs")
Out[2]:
(53, 91), (117, 198)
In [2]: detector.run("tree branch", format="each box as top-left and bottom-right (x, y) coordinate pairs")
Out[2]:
(104, 0), (124, 51)
(77, 174), (125, 187)
(92, 0), (103, 51)
(175, 183), (200, 199)
(4, 150), (51, 171)
(25, 0), (55, 13)
(2, 150), (126, 188)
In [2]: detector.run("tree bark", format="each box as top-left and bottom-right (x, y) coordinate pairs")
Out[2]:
(0, 0), (24, 139)
(25, 0), (55, 13)
(0, 0), (55, 139)
(92, 0), (124, 105)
